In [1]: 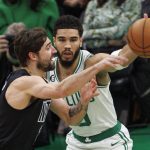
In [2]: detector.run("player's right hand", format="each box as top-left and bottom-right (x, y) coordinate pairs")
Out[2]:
(80, 78), (99, 107)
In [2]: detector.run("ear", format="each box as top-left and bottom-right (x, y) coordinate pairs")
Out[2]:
(28, 52), (38, 61)
(80, 37), (83, 47)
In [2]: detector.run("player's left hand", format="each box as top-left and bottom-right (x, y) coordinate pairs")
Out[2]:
(80, 78), (99, 107)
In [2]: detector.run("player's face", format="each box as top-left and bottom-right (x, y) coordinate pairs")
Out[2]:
(54, 29), (82, 67)
(37, 38), (56, 72)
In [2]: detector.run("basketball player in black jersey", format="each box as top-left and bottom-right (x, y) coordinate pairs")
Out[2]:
(0, 28), (127, 150)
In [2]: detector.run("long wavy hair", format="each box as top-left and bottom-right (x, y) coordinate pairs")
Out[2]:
(97, 0), (126, 7)
(3, 0), (43, 11)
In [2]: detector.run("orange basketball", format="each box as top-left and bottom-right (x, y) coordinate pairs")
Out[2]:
(127, 18), (150, 58)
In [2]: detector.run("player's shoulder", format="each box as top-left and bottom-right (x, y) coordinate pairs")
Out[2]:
(81, 49), (93, 56)
(80, 49), (93, 61)
(12, 75), (44, 88)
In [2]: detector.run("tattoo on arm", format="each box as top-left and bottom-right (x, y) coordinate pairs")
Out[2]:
(69, 101), (87, 117)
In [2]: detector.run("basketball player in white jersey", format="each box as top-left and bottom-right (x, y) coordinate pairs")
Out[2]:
(47, 15), (138, 150)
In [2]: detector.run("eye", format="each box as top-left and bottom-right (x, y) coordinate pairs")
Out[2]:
(46, 45), (52, 50)
(70, 38), (78, 42)
(58, 38), (65, 42)
(47, 46), (50, 50)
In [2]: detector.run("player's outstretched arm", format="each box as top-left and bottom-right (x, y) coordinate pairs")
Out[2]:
(6, 55), (127, 109)
(28, 55), (127, 98)
(43, 55), (127, 99)
(86, 44), (137, 71)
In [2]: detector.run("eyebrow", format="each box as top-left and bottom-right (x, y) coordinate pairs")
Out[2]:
(57, 36), (78, 39)
(45, 42), (51, 47)
(57, 36), (65, 39)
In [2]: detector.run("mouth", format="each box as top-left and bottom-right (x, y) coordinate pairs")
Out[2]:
(63, 50), (72, 55)
(62, 51), (73, 59)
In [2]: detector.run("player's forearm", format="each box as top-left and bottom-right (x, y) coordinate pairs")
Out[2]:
(57, 64), (101, 98)
(119, 44), (138, 66)
(66, 101), (88, 126)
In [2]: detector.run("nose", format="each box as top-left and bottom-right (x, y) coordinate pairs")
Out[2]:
(64, 41), (71, 49)
(51, 45), (57, 55)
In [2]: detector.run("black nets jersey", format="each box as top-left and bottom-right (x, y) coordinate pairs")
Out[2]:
(0, 69), (51, 150)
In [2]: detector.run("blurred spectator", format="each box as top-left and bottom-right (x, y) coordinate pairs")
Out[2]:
(56, 0), (89, 19)
(82, 0), (141, 125)
(0, 0), (59, 41)
(82, 0), (141, 54)
(0, 22), (26, 91)
(0, 0), (59, 90)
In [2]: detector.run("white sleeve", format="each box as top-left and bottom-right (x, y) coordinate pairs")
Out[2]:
(111, 49), (127, 70)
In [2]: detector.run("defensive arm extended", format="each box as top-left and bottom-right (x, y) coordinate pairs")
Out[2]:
(85, 44), (138, 85)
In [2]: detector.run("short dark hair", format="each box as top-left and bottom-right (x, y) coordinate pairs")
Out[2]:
(14, 27), (47, 67)
(53, 15), (83, 37)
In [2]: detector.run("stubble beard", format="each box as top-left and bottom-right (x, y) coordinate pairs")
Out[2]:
(57, 48), (80, 68)
(37, 60), (55, 72)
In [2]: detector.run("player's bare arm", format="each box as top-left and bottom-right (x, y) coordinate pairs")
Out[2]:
(85, 45), (137, 70)
(6, 55), (127, 109)
(118, 44), (138, 66)
(41, 55), (127, 99)
(84, 45), (137, 85)
(85, 53), (111, 86)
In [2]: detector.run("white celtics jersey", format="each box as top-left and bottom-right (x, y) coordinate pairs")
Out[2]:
(47, 50), (117, 137)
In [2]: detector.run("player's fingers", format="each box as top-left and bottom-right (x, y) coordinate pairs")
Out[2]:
(92, 85), (97, 93)
(107, 56), (128, 65)
(90, 78), (97, 88)
(110, 55), (128, 62)
(93, 90), (99, 97)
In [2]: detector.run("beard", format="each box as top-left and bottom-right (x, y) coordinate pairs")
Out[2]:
(57, 48), (80, 68)
(37, 60), (55, 72)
